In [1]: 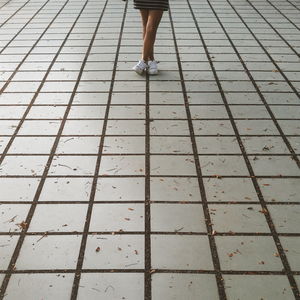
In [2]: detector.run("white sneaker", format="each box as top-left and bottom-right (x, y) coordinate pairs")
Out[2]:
(147, 60), (159, 75)
(132, 60), (148, 75)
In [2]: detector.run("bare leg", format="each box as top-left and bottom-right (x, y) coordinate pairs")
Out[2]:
(139, 9), (149, 40)
(139, 9), (163, 61)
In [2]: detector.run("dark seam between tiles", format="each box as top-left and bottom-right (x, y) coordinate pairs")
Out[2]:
(69, 1), (127, 299)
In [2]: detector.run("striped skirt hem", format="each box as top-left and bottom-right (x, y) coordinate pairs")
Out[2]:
(133, 0), (169, 11)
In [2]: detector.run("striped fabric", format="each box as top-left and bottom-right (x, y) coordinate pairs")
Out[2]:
(134, 0), (169, 11)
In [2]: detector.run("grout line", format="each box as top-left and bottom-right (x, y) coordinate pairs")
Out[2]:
(168, 4), (228, 300)
(70, 1), (128, 298)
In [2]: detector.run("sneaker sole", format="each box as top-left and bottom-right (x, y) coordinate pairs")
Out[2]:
(148, 70), (158, 75)
(133, 68), (145, 75)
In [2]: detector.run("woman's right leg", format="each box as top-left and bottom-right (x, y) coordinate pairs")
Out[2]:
(140, 9), (163, 61)
(139, 9), (149, 40)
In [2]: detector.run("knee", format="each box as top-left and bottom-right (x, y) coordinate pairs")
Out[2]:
(145, 24), (157, 35)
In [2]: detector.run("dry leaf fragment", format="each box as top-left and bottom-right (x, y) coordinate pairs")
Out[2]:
(95, 247), (101, 252)
(16, 221), (27, 230)
(274, 252), (280, 257)
(150, 269), (156, 274)
(259, 208), (268, 214)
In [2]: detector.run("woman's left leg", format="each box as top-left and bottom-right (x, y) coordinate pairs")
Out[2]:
(142, 9), (164, 61)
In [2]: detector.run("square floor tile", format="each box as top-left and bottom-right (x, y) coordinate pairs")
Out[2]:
(209, 204), (270, 233)
(151, 155), (197, 176)
(4, 273), (74, 300)
(108, 105), (145, 119)
(0, 235), (18, 270)
(199, 155), (249, 176)
(192, 120), (235, 135)
(0, 155), (48, 176)
(257, 178), (300, 203)
(77, 273), (144, 300)
(18, 120), (61, 135)
(249, 156), (300, 176)
(68, 105), (106, 119)
(99, 155), (144, 176)
(35, 92), (72, 105)
(0, 204), (31, 232)
(95, 177), (144, 201)
(62, 120), (104, 135)
(106, 120), (145, 135)
(152, 274), (219, 300)
(151, 235), (213, 270)
(242, 136), (290, 154)
(103, 136), (145, 154)
(230, 105), (270, 118)
(235, 120), (279, 135)
(225, 92), (261, 104)
(149, 92), (185, 105)
(268, 205), (300, 233)
(28, 204), (87, 232)
(111, 92), (145, 104)
(215, 236), (283, 271)
(196, 136), (241, 154)
(204, 178), (258, 202)
(150, 120), (190, 135)
(151, 204), (206, 232)
(16, 235), (82, 269)
(187, 92), (223, 105)
(190, 105), (229, 119)
(7, 136), (56, 154)
(49, 155), (97, 176)
(224, 275), (295, 300)
(89, 204), (144, 231)
(150, 177), (201, 202)
(150, 105), (187, 119)
(0, 178), (40, 201)
(56, 137), (100, 154)
(40, 177), (92, 202)
(83, 235), (144, 269)
(150, 136), (193, 154)
(73, 92), (109, 105)
(26, 106), (66, 119)
(279, 237), (300, 271)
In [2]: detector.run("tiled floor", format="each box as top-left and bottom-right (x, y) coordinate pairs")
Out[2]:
(0, 0), (299, 299)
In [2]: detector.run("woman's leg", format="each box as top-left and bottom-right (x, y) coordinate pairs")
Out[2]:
(139, 9), (149, 40)
(140, 9), (164, 61)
